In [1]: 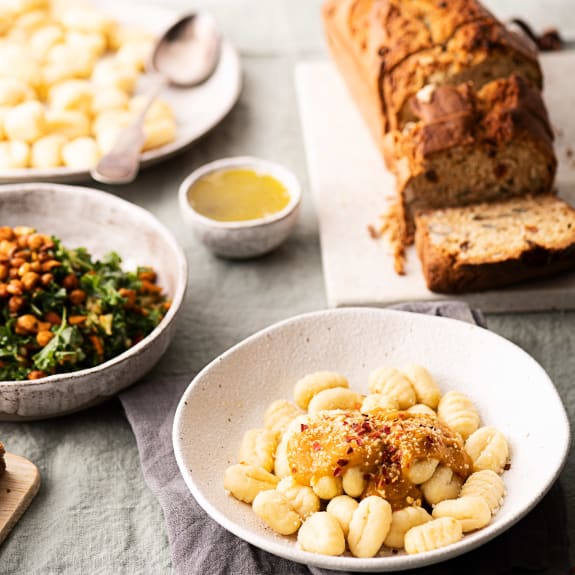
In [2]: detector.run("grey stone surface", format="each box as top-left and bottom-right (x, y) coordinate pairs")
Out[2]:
(0, 0), (573, 572)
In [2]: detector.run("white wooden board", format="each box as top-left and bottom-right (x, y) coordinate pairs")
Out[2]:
(295, 53), (575, 312)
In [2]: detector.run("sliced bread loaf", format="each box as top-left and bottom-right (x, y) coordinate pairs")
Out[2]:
(390, 75), (556, 243)
(415, 195), (575, 293)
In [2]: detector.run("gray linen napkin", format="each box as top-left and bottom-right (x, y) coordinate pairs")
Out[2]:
(119, 302), (570, 575)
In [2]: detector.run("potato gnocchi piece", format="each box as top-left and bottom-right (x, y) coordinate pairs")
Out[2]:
(347, 496), (392, 558)
(407, 403), (437, 417)
(294, 371), (349, 410)
(276, 476), (320, 519)
(223, 463), (278, 504)
(61, 136), (99, 168)
(384, 506), (432, 549)
(4, 100), (45, 142)
(465, 426), (509, 474)
(48, 79), (93, 114)
(142, 117), (177, 152)
(45, 109), (90, 139)
(238, 428), (278, 473)
(311, 475), (343, 501)
(0, 140), (29, 168)
(438, 391), (480, 439)
(31, 134), (66, 168)
(361, 393), (398, 413)
(403, 364), (441, 408)
(421, 464), (463, 505)
(252, 490), (301, 535)
(368, 366), (416, 409)
(342, 466), (366, 498)
(460, 470), (506, 514)
(406, 458), (440, 485)
(432, 495), (491, 532)
(404, 516), (462, 554)
(91, 88), (129, 115)
(326, 495), (358, 537)
(264, 399), (302, 434)
(274, 414), (308, 478)
(0, 78), (35, 107)
(307, 387), (362, 415)
(297, 512), (346, 556)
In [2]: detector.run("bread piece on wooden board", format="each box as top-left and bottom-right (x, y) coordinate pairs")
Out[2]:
(415, 195), (575, 293)
(322, 0), (541, 138)
(391, 75), (557, 242)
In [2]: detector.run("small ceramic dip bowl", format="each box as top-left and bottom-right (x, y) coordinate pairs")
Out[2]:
(178, 156), (301, 258)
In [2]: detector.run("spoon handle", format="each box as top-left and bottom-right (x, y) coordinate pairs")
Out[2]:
(90, 78), (167, 185)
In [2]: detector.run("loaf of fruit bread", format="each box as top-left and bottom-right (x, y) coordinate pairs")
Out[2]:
(390, 74), (556, 242)
(415, 195), (575, 293)
(322, 0), (542, 143)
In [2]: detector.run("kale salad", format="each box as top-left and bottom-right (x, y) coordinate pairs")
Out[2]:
(0, 226), (170, 381)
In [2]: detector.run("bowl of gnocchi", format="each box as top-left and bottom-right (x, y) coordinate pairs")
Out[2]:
(173, 307), (570, 571)
(0, 0), (241, 183)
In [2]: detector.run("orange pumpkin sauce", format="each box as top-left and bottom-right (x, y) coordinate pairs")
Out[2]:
(287, 410), (472, 510)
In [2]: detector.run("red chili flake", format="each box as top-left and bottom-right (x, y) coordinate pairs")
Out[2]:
(337, 458), (349, 467)
(291, 467), (297, 474)
(312, 441), (322, 452)
(333, 466), (342, 477)
(383, 426), (391, 434)
(346, 446), (354, 455)
(300, 423), (308, 432)
(355, 437), (363, 446)
(360, 422), (372, 434)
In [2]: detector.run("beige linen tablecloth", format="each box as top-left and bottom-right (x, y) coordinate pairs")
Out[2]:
(0, 0), (574, 572)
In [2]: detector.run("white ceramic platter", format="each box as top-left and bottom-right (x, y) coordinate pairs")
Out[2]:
(0, 183), (188, 420)
(295, 53), (575, 312)
(0, 1), (242, 184)
(173, 308), (570, 572)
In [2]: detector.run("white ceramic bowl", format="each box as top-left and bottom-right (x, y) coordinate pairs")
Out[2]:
(173, 308), (570, 572)
(0, 183), (188, 421)
(178, 157), (301, 258)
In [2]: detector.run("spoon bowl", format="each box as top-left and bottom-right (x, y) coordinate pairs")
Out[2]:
(151, 13), (222, 87)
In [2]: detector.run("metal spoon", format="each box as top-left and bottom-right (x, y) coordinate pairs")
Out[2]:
(91, 13), (221, 185)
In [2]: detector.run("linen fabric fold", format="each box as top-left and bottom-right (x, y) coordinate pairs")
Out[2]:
(120, 302), (569, 575)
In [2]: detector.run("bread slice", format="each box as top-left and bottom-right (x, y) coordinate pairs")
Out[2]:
(322, 0), (542, 139)
(391, 75), (556, 243)
(415, 195), (575, 293)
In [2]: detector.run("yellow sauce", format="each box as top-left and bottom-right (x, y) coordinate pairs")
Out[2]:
(187, 168), (291, 222)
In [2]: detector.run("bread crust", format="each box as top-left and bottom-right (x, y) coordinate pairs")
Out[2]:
(415, 196), (575, 293)
(322, 0), (542, 135)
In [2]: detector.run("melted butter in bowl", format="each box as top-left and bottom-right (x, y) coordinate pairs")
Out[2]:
(187, 168), (292, 223)
(179, 157), (301, 258)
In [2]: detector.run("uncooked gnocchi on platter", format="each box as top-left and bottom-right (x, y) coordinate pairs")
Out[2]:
(0, 0), (176, 170)
(224, 365), (509, 558)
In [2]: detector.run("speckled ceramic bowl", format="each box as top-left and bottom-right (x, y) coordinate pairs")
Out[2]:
(178, 157), (301, 258)
(0, 183), (188, 421)
(173, 308), (569, 572)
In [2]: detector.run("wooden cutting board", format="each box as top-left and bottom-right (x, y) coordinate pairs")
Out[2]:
(0, 453), (40, 545)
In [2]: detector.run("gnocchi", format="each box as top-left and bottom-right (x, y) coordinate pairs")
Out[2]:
(465, 426), (509, 473)
(438, 391), (480, 439)
(293, 371), (349, 410)
(224, 363), (509, 558)
(368, 366), (416, 409)
(404, 517), (463, 554)
(0, 0), (176, 170)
